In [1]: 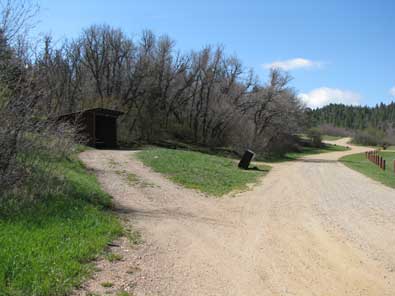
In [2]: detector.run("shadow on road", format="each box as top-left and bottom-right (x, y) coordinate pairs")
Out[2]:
(113, 206), (233, 226)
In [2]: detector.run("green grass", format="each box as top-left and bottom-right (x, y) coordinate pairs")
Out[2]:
(105, 253), (123, 262)
(115, 170), (156, 188)
(0, 156), (122, 296)
(340, 151), (395, 188)
(322, 135), (343, 141)
(262, 143), (350, 163)
(116, 291), (133, 296)
(295, 134), (344, 141)
(101, 281), (114, 288)
(124, 228), (143, 245)
(137, 148), (270, 196)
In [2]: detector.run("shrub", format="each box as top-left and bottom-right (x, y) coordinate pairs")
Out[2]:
(0, 80), (82, 205)
(307, 128), (323, 148)
(352, 127), (387, 147)
(317, 124), (352, 137)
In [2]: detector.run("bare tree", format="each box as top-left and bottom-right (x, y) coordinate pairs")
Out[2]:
(236, 69), (303, 152)
(0, 0), (39, 44)
(0, 68), (78, 197)
(21, 23), (306, 155)
(0, 2), (79, 202)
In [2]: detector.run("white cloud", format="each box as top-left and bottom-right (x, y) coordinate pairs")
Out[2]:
(299, 87), (361, 109)
(390, 86), (395, 97)
(263, 58), (322, 71)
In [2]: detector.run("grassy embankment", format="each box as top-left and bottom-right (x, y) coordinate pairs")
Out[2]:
(340, 151), (395, 188)
(137, 148), (271, 196)
(0, 155), (123, 296)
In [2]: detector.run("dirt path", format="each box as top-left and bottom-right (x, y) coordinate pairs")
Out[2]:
(78, 139), (395, 295)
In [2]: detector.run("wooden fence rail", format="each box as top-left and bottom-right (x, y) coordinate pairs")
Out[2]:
(365, 150), (387, 171)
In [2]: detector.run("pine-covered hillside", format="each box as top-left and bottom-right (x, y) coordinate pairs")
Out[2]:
(310, 103), (395, 130)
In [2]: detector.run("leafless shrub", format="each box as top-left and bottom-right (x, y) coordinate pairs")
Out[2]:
(0, 69), (79, 206)
(0, 2), (83, 212)
(306, 128), (323, 148)
(317, 124), (352, 137)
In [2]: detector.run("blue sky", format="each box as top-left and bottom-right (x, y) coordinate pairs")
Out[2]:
(35, 0), (395, 108)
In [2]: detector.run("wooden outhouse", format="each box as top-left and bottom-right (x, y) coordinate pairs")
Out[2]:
(57, 108), (124, 148)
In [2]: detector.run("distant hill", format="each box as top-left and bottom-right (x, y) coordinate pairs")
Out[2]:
(309, 102), (395, 130)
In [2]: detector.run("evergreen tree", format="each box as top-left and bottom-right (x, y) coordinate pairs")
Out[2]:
(310, 103), (395, 131)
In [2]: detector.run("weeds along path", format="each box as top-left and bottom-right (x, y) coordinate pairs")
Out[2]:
(79, 138), (395, 296)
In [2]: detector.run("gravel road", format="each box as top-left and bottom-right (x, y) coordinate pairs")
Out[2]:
(78, 139), (395, 296)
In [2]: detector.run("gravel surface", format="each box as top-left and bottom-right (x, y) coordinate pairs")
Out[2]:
(76, 139), (395, 296)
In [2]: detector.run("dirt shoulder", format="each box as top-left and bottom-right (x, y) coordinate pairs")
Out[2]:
(78, 139), (395, 295)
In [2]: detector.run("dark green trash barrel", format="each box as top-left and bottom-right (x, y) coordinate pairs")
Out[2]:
(238, 150), (255, 169)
